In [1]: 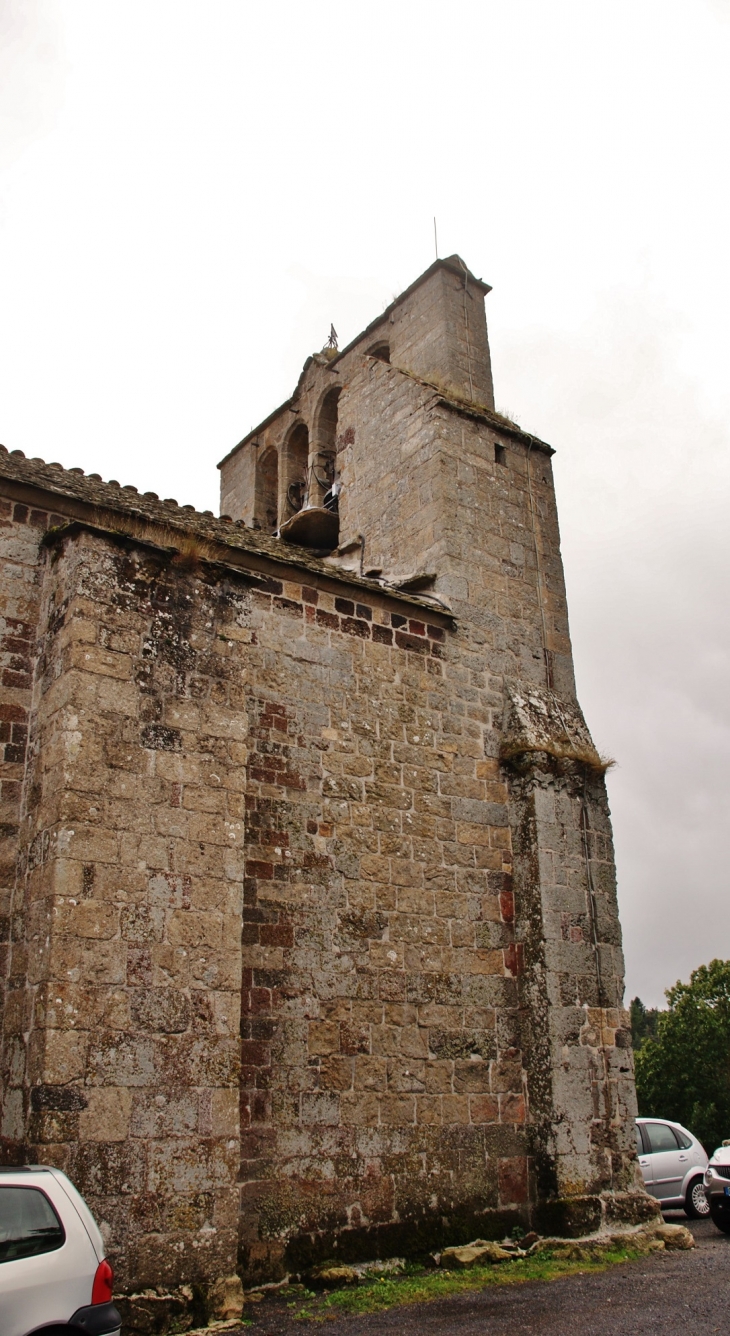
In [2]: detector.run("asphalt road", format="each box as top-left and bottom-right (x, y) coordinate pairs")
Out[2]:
(237, 1216), (730, 1335)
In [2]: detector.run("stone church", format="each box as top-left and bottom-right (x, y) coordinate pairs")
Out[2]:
(0, 256), (649, 1307)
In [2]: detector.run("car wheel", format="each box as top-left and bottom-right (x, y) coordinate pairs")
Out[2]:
(685, 1177), (710, 1218)
(709, 1198), (730, 1233)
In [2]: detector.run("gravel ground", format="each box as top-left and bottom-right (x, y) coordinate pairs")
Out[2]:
(232, 1215), (730, 1335)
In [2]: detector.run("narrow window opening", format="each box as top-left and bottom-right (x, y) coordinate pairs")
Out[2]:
(313, 387), (340, 506)
(255, 446), (279, 532)
(495, 443), (507, 467)
(284, 423), (309, 516)
(368, 343), (390, 363)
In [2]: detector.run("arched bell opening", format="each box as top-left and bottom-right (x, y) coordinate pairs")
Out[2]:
(281, 423), (309, 520)
(311, 386), (340, 508)
(279, 388), (340, 552)
(254, 446), (279, 533)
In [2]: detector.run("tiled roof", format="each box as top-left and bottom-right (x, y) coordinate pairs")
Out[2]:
(0, 445), (451, 615)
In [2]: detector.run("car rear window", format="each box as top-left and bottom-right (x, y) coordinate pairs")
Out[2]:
(0, 1187), (65, 1263)
(645, 1122), (681, 1153)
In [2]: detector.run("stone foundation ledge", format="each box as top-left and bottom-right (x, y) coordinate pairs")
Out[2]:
(113, 1195), (662, 1331)
(532, 1222), (695, 1260)
(534, 1190), (662, 1238)
(186, 1325), (242, 1336)
(115, 1275), (244, 1335)
(115, 1220), (691, 1331)
(434, 1221), (693, 1271)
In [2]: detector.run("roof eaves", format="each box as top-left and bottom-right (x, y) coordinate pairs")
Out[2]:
(434, 397), (555, 455)
(0, 446), (455, 621)
(378, 367), (555, 455)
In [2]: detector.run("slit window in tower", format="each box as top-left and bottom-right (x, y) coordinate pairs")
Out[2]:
(369, 342), (390, 363)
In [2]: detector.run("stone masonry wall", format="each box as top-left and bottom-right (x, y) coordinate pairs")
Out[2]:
(0, 494), (68, 1144)
(373, 261), (495, 409)
(2, 527), (245, 1290)
(237, 553), (525, 1282)
(508, 752), (639, 1235)
(0, 255), (646, 1309)
(1, 511), (533, 1291)
(332, 362), (639, 1226)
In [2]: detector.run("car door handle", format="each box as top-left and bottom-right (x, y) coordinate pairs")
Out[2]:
(678, 1155), (688, 1161)
(639, 1159), (649, 1166)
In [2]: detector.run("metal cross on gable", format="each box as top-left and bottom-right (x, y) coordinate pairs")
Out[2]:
(326, 323), (338, 350)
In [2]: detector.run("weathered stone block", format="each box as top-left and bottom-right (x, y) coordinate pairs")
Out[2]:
(78, 1087), (132, 1141)
(535, 1195), (604, 1238)
(441, 1240), (512, 1267)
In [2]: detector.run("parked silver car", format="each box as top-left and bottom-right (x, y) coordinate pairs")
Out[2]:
(636, 1116), (709, 1217)
(703, 1144), (730, 1232)
(0, 1165), (120, 1336)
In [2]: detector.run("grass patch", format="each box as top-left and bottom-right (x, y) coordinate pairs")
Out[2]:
(499, 739), (615, 777)
(290, 1246), (642, 1321)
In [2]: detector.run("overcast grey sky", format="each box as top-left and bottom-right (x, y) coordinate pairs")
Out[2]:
(1, 0), (728, 1007)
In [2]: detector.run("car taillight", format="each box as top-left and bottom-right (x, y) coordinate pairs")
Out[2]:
(91, 1259), (114, 1304)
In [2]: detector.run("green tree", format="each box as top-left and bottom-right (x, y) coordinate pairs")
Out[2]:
(630, 996), (660, 1051)
(634, 958), (730, 1153)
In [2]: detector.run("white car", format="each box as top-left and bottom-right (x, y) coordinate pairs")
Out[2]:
(636, 1116), (710, 1217)
(703, 1143), (730, 1232)
(0, 1165), (120, 1336)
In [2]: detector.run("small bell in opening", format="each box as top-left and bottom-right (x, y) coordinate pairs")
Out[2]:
(279, 505), (339, 550)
